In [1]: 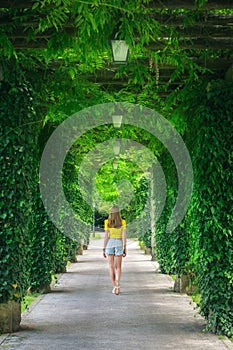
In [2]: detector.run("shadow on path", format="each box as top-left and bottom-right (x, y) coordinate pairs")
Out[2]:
(0, 237), (232, 350)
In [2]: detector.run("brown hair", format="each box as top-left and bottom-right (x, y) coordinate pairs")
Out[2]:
(108, 205), (122, 228)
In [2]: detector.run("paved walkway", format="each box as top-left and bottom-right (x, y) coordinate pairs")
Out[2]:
(0, 237), (232, 350)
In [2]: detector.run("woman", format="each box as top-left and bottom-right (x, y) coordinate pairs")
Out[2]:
(103, 205), (126, 295)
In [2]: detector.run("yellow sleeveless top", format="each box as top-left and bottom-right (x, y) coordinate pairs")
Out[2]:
(104, 219), (126, 239)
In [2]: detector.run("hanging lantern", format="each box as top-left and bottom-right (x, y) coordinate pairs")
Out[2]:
(112, 114), (123, 128)
(110, 40), (129, 64)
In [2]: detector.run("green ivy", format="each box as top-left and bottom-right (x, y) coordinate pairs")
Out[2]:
(155, 150), (188, 275)
(166, 79), (233, 337)
(0, 59), (84, 302)
(139, 230), (151, 248)
(30, 194), (58, 292)
(155, 79), (233, 338)
(0, 63), (40, 302)
(187, 80), (233, 337)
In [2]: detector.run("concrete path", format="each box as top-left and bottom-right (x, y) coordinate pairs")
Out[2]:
(0, 237), (232, 350)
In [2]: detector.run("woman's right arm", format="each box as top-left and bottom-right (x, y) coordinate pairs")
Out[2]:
(122, 228), (127, 257)
(103, 230), (109, 258)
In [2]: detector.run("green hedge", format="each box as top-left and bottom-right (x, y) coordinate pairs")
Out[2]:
(139, 230), (152, 248)
(187, 80), (233, 337)
(155, 149), (190, 275)
(0, 59), (86, 302)
(29, 123), (82, 292)
(30, 195), (58, 292)
(155, 79), (233, 337)
(0, 70), (40, 302)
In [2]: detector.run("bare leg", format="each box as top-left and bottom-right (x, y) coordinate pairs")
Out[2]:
(115, 255), (123, 294)
(107, 254), (115, 287)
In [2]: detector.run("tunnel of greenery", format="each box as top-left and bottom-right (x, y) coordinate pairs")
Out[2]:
(0, 0), (232, 338)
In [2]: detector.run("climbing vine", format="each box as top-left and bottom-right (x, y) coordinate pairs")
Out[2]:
(0, 58), (83, 302)
(157, 79), (233, 337)
(0, 62), (40, 302)
(187, 80), (233, 337)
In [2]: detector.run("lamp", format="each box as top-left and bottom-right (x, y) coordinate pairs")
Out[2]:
(113, 139), (120, 156)
(110, 39), (129, 64)
(112, 114), (123, 128)
(113, 158), (118, 170)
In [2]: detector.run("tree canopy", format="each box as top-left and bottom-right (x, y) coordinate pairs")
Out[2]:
(1, 0), (233, 109)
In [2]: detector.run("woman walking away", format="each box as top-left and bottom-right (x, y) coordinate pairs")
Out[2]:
(103, 205), (126, 295)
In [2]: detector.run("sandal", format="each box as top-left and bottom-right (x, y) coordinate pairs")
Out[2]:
(112, 287), (116, 294)
(115, 281), (120, 295)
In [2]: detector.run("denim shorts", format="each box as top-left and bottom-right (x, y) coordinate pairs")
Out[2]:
(105, 238), (123, 256)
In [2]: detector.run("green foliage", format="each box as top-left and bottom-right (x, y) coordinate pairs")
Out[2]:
(0, 0), (222, 97)
(0, 62), (40, 302)
(30, 195), (58, 292)
(0, 59), (85, 302)
(63, 123), (153, 237)
(125, 175), (150, 238)
(0, 1), (232, 339)
(187, 80), (233, 337)
(53, 235), (79, 274)
(139, 230), (151, 248)
(155, 148), (188, 275)
(0, 33), (16, 59)
(21, 292), (41, 313)
(163, 79), (233, 337)
(26, 174), (82, 292)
